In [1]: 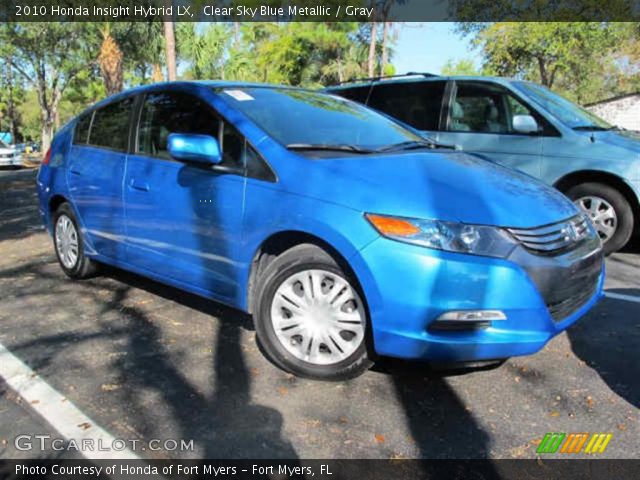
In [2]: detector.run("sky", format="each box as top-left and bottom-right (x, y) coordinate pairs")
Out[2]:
(392, 23), (480, 75)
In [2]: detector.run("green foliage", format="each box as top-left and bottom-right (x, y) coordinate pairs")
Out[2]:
(441, 59), (480, 76)
(457, 22), (638, 104)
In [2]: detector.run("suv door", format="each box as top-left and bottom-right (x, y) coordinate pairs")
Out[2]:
(437, 81), (547, 177)
(67, 97), (133, 261)
(366, 80), (447, 139)
(124, 90), (246, 302)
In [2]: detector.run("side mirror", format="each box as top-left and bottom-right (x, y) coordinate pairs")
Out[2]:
(512, 115), (539, 134)
(167, 133), (222, 165)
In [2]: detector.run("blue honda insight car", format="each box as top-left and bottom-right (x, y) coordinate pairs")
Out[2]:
(37, 82), (604, 380)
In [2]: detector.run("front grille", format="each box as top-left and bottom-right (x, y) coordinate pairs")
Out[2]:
(547, 279), (598, 321)
(0, 153), (13, 159)
(507, 215), (591, 254)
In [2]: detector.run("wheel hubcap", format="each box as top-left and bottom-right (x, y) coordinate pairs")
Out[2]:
(270, 269), (365, 366)
(55, 215), (79, 269)
(575, 196), (617, 243)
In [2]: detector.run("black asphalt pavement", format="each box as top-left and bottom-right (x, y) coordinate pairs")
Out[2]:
(0, 168), (638, 460)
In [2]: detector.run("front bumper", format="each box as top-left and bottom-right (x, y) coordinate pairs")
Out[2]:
(354, 234), (604, 362)
(0, 155), (23, 166)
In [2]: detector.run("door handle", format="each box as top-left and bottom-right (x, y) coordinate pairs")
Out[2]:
(129, 179), (150, 192)
(69, 169), (81, 176)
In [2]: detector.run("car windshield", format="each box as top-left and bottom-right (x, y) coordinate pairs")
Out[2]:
(216, 87), (424, 151)
(514, 81), (612, 130)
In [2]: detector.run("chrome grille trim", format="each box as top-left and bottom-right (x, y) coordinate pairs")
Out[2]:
(507, 215), (591, 253)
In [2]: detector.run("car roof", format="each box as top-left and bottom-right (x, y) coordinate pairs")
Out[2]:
(326, 75), (519, 91)
(75, 81), (317, 120)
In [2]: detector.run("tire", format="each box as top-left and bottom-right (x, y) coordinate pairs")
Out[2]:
(52, 203), (98, 279)
(566, 182), (634, 255)
(254, 243), (373, 380)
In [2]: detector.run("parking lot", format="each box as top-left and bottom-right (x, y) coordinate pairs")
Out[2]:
(0, 168), (638, 460)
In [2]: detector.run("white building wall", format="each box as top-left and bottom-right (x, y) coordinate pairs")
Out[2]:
(586, 95), (640, 132)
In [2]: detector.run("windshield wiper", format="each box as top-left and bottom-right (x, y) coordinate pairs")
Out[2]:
(572, 125), (612, 131)
(286, 143), (375, 154)
(375, 139), (452, 152)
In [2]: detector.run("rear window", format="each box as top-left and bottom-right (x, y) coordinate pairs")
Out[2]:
(74, 113), (92, 145)
(368, 81), (446, 131)
(88, 97), (134, 151)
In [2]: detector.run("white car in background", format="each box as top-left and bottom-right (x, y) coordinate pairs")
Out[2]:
(0, 139), (23, 168)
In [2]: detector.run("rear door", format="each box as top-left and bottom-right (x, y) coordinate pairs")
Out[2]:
(436, 81), (544, 177)
(66, 97), (133, 261)
(124, 90), (246, 302)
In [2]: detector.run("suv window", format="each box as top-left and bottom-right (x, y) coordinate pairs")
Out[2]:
(88, 97), (134, 151)
(367, 81), (446, 131)
(330, 86), (371, 104)
(449, 82), (540, 134)
(74, 113), (92, 145)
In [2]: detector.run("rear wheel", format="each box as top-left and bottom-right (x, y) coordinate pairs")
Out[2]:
(53, 203), (98, 279)
(566, 182), (634, 255)
(254, 244), (373, 380)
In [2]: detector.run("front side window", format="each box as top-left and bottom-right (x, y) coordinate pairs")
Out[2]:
(88, 97), (134, 151)
(449, 82), (540, 134)
(216, 87), (423, 152)
(137, 92), (220, 161)
(513, 81), (612, 130)
(368, 81), (446, 131)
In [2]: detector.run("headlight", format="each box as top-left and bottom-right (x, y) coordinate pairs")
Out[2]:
(365, 213), (518, 258)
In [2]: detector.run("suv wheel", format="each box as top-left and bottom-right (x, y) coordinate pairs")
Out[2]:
(254, 244), (373, 380)
(53, 203), (98, 279)
(566, 182), (634, 255)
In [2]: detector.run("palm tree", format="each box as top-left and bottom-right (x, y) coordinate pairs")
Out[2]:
(163, 0), (177, 81)
(98, 24), (123, 95)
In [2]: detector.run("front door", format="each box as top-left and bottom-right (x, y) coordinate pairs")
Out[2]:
(437, 81), (544, 178)
(124, 91), (246, 303)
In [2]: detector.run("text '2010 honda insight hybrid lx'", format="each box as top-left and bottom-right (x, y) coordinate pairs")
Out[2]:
(37, 82), (604, 380)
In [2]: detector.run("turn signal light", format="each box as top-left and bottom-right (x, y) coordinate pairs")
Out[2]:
(366, 214), (420, 237)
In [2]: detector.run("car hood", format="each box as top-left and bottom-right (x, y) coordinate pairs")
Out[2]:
(590, 129), (640, 153)
(292, 150), (579, 228)
(0, 148), (15, 154)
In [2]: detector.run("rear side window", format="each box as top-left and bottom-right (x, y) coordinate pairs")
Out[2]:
(137, 92), (220, 160)
(368, 81), (446, 131)
(88, 97), (134, 151)
(74, 113), (92, 145)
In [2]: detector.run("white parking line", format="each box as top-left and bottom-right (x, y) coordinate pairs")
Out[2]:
(604, 291), (640, 304)
(0, 342), (139, 460)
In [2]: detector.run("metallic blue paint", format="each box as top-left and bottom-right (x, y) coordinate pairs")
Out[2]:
(167, 133), (222, 165)
(36, 81), (604, 364)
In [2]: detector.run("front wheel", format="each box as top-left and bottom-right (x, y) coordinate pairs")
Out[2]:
(254, 244), (373, 380)
(566, 182), (634, 255)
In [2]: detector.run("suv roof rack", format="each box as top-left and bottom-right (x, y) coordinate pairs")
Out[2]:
(335, 72), (438, 86)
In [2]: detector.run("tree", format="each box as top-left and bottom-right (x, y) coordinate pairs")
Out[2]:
(0, 23), (94, 151)
(177, 23), (230, 80)
(367, 21), (378, 77)
(163, 2), (177, 81)
(0, 60), (21, 141)
(98, 24), (123, 95)
(456, 22), (622, 102)
(441, 58), (480, 76)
